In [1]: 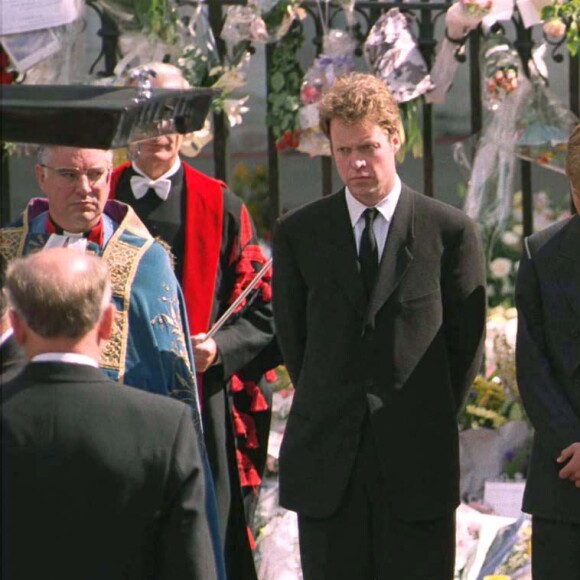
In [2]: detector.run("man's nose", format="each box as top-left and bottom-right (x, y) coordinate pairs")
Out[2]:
(353, 158), (366, 169)
(76, 174), (93, 193)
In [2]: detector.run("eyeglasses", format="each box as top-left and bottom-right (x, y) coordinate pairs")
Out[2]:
(40, 164), (111, 187)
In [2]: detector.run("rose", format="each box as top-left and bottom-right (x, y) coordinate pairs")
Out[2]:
(460, 0), (493, 18)
(543, 17), (567, 38)
(500, 231), (521, 249)
(490, 257), (512, 279)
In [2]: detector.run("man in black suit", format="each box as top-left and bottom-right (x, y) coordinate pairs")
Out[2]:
(0, 253), (25, 383)
(515, 123), (580, 579)
(1, 247), (219, 579)
(272, 73), (486, 579)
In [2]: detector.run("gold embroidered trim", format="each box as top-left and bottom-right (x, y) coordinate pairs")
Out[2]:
(0, 227), (26, 262)
(100, 235), (153, 380)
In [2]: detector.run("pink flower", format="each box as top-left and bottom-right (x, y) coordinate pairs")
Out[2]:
(543, 18), (566, 38)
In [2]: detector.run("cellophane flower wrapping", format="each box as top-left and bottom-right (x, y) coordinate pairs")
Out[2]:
(426, 1), (490, 104)
(297, 29), (356, 157)
(22, 18), (85, 84)
(514, 69), (579, 174)
(456, 504), (532, 580)
(481, 36), (520, 111)
(463, 39), (532, 259)
(364, 8), (434, 104)
(221, 5), (267, 45)
(221, 0), (301, 45)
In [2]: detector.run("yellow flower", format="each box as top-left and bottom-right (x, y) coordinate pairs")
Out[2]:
(233, 162), (250, 182)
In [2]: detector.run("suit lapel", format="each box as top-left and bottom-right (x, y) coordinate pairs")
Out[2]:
(326, 191), (367, 318)
(554, 216), (580, 323)
(366, 186), (415, 323)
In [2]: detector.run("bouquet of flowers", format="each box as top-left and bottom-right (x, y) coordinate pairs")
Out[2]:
(426, 0), (493, 104)
(542, 0), (580, 56)
(463, 35), (531, 264)
(297, 29), (356, 157)
(364, 8), (434, 104)
(514, 69), (579, 174)
(482, 37), (520, 111)
(462, 0), (494, 19)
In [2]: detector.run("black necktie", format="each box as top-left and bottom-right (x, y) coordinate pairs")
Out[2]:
(359, 208), (379, 296)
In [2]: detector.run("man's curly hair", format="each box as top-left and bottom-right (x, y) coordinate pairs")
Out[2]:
(319, 73), (402, 141)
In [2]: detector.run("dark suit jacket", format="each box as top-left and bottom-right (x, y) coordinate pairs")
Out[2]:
(0, 334), (25, 384)
(1, 361), (218, 580)
(273, 185), (486, 520)
(515, 215), (580, 523)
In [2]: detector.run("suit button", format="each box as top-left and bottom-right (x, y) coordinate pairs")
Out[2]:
(571, 328), (580, 338)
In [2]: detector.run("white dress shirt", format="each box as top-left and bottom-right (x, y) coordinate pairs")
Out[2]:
(1, 328), (13, 347)
(31, 352), (99, 368)
(130, 157), (182, 201)
(345, 175), (402, 261)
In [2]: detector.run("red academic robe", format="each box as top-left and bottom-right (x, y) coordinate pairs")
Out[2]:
(110, 162), (277, 580)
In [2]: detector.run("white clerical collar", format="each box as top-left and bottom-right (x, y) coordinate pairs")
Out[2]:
(132, 156), (181, 181)
(1, 328), (13, 347)
(345, 175), (402, 229)
(31, 352), (99, 368)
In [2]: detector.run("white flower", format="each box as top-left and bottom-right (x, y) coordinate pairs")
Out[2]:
(533, 191), (549, 209)
(213, 69), (247, 94)
(223, 96), (250, 128)
(543, 17), (566, 38)
(250, 17), (269, 43)
(489, 257), (512, 279)
(180, 119), (214, 157)
(501, 230), (521, 248)
(512, 224), (523, 236)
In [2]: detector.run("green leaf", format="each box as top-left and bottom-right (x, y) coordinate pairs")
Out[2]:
(270, 72), (286, 92)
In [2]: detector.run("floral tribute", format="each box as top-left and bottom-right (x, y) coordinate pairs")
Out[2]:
(426, 0), (492, 105)
(541, 0), (580, 56)
(481, 38), (520, 111)
(297, 29), (357, 157)
(514, 69), (579, 175)
(221, 0), (306, 152)
(460, 0), (493, 19)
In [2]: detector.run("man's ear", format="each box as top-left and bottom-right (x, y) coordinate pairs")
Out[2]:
(9, 309), (27, 346)
(34, 164), (47, 192)
(97, 303), (116, 344)
(391, 133), (401, 154)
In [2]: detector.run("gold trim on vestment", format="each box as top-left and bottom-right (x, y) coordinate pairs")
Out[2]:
(0, 227), (25, 262)
(100, 224), (154, 381)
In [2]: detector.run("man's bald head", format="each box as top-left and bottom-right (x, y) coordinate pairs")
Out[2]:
(130, 62), (190, 89)
(5, 248), (112, 339)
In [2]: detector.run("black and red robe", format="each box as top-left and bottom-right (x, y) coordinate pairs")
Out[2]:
(111, 161), (278, 580)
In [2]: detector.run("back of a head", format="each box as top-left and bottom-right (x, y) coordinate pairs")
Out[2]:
(128, 62), (190, 89)
(566, 123), (580, 195)
(319, 72), (401, 140)
(5, 248), (111, 339)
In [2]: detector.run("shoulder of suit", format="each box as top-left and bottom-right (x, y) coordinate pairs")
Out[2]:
(398, 185), (478, 243)
(101, 379), (190, 420)
(277, 190), (342, 230)
(524, 215), (572, 258)
(407, 186), (474, 224)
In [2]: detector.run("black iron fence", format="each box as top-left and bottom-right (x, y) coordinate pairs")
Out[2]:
(11, 1), (580, 235)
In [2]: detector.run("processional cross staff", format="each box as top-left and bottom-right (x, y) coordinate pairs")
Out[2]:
(195, 257), (273, 341)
